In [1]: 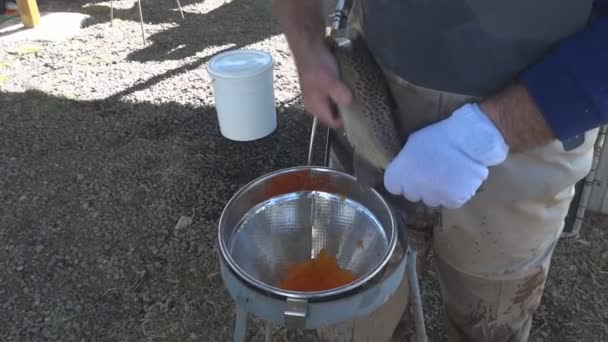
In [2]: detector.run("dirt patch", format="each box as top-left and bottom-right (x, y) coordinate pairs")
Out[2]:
(0, 0), (607, 341)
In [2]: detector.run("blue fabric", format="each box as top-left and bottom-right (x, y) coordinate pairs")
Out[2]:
(520, 3), (608, 141)
(596, 0), (608, 12)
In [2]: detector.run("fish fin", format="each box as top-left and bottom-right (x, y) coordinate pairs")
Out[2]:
(352, 152), (384, 188)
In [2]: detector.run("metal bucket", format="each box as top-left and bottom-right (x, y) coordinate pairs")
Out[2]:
(218, 168), (428, 342)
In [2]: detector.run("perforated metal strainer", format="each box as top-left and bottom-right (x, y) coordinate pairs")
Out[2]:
(218, 166), (398, 301)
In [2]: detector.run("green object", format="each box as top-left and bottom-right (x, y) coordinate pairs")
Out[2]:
(0, 15), (12, 24)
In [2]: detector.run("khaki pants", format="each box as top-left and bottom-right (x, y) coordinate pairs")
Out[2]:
(317, 2), (599, 340)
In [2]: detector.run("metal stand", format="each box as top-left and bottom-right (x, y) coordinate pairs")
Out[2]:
(222, 244), (427, 342)
(222, 122), (428, 342)
(175, 0), (184, 20)
(109, 0), (185, 45)
(561, 125), (608, 239)
(136, 0), (145, 45)
(406, 248), (428, 342)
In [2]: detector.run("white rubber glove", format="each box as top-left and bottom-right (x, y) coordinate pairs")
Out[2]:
(384, 103), (509, 208)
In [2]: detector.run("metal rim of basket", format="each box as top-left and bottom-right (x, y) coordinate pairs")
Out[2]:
(217, 166), (399, 302)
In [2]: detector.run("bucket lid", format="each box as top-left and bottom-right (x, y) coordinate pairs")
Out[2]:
(207, 49), (274, 79)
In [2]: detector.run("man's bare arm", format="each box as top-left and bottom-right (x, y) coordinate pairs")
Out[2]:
(270, 0), (352, 127)
(270, 0), (326, 61)
(480, 83), (556, 152)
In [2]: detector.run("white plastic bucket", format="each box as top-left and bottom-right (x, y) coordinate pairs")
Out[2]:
(207, 49), (277, 141)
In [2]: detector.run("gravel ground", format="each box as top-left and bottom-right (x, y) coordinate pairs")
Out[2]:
(0, 0), (607, 341)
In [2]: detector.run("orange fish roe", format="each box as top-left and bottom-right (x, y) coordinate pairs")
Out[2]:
(278, 249), (357, 292)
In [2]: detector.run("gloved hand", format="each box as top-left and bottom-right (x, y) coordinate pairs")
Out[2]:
(383, 103), (509, 208)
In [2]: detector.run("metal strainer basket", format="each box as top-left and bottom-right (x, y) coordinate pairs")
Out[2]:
(218, 166), (398, 301)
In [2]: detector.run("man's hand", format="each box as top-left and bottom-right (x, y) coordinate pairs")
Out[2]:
(384, 103), (509, 208)
(296, 43), (352, 128)
(270, 0), (352, 128)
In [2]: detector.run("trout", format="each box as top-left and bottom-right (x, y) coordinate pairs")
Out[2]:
(326, 35), (403, 172)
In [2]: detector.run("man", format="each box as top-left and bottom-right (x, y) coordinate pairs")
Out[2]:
(271, 0), (608, 341)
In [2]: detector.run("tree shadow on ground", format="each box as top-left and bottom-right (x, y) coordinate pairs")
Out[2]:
(99, 0), (282, 100)
(0, 88), (326, 341)
(34, 0), (278, 64)
(0, 89), (314, 189)
(105, 45), (223, 101)
(125, 0), (280, 63)
(66, 0), (282, 100)
(79, 0), (206, 28)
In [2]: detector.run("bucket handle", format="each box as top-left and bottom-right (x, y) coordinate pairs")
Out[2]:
(307, 0), (349, 167)
(307, 117), (332, 167)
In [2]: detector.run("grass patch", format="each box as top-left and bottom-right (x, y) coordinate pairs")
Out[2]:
(7, 45), (42, 56)
(0, 112), (10, 123)
(47, 310), (77, 331)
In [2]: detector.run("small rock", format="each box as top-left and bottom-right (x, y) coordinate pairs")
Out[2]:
(303, 334), (317, 342)
(174, 215), (193, 231)
(142, 293), (152, 303)
(16, 266), (24, 272)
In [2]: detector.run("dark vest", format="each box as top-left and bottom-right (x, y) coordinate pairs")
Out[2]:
(359, 0), (594, 97)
